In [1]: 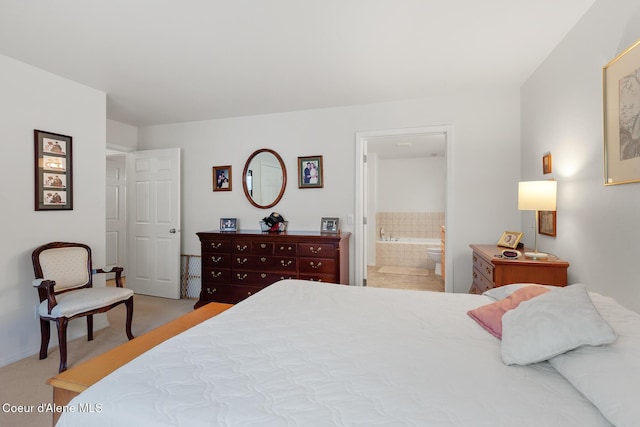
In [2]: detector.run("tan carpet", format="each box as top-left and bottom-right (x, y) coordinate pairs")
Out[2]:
(0, 294), (195, 427)
(378, 266), (430, 276)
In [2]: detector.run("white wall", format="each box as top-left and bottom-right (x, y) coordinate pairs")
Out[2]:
(0, 54), (108, 366)
(107, 119), (137, 150)
(377, 156), (446, 212)
(521, 0), (640, 312)
(138, 90), (522, 293)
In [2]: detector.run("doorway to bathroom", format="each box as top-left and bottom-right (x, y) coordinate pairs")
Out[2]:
(354, 125), (453, 293)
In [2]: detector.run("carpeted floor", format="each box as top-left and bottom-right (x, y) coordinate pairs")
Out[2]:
(0, 293), (195, 427)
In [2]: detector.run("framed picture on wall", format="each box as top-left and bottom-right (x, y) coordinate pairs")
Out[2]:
(298, 155), (323, 188)
(603, 38), (640, 185)
(34, 129), (73, 211)
(538, 211), (557, 237)
(213, 165), (232, 191)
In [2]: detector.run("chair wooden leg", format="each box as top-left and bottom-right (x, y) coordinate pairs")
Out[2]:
(87, 314), (94, 341)
(125, 297), (134, 340)
(39, 319), (50, 360)
(56, 318), (69, 373)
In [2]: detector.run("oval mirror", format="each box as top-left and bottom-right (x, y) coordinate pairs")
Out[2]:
(242, 148), (287, 209)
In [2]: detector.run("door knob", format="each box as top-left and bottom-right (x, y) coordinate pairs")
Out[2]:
(169, 228), (177, 233)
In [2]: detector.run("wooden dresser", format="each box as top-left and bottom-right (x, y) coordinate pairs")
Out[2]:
(196, 230), (350, 307)
(469, 244), (569, 294)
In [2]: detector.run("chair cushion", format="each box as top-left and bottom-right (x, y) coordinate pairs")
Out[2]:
(39, 247), (90, 291)
(39, 287), (134, 318)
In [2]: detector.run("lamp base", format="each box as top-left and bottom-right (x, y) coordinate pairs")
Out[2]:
(524, 251), (548, 260)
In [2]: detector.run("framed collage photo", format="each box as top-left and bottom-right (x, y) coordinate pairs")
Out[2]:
(213, 165), (232, 191)
(34, 130), (73, 211)
(298, 155), (323, 188)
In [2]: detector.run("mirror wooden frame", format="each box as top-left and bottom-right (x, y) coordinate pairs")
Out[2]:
(242, 148), (287, 209)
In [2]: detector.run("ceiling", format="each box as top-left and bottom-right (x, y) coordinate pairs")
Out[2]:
(0, 1), (595, 127)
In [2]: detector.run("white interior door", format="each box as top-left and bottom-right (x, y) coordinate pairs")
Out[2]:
(127, 148), (181, 299)
(106, 155), (127, 278)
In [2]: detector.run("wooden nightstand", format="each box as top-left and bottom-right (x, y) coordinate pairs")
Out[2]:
(469, 244), (569, 294)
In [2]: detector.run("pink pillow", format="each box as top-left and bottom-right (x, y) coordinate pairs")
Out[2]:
(468, 286), (550, 338)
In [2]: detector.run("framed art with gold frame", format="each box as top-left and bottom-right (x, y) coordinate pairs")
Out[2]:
(497, 231), (523, 249)
(603, 38), (640, 185)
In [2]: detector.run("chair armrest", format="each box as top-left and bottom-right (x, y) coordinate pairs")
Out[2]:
(33, 279), (58, 315)
(93, 266), (125, 287)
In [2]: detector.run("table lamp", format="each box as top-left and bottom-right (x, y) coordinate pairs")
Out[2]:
(518, 180), (557, 259)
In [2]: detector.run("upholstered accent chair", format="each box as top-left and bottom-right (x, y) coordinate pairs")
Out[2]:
(32, 242), (134, 372)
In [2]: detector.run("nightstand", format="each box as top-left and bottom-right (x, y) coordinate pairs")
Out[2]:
(469, 244), (569, 294)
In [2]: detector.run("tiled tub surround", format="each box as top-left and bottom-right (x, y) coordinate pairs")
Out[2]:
(375, 212), (444, 269)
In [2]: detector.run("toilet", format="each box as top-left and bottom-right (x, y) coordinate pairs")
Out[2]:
(427, 247), (442, 276)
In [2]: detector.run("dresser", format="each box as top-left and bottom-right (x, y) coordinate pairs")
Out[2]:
(469, 244), (569, 294)
(196, 230), (351, 307)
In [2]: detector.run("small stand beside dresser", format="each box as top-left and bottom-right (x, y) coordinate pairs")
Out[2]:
(196, 230), (350, 307)
(469, 244), (569, 294)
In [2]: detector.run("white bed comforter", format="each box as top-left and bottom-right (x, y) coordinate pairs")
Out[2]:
(57, 280), (611, 426)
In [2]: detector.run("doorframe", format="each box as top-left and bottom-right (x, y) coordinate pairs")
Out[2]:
(355, 125), (455, 293)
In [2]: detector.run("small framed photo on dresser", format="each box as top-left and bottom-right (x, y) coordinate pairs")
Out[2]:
(220, 218), (237, 232)
(497, 231), (522, 249)
(321, 217), (339, 234)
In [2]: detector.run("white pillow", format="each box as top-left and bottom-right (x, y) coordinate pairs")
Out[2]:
(549, 292), (640, 427)
(501, 284), (616, 366)
(483, 283), (554, 301)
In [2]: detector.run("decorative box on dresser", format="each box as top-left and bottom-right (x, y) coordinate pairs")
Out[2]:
(469, 244), (569, 294)
(196, 230), (350, 307)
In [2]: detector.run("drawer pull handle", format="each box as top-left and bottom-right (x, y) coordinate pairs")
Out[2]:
(261, 273), (267, 278)
(260, 257), (267, 262)
(210, 271), (221, 278)
(236, 273), (247, 280)
(280, 260), (293, 266)
(485, 267), (491, 275)
(211, 243), (222, 249)
(237, 257), (248, 264)
(310, 261), (323, 269)
(473, 255), (477, 262)
(309, 247), (322, 254)
(207, 288), (217, 294)
(236, 244), (248, 252)
(211, 256), (221, 263)
(279, 245), (294, 251)
(247, 291), (252, 296)
(260, 243), (267, 249)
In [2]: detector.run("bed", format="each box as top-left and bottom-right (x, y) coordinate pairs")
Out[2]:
(56, 279), (639, 426)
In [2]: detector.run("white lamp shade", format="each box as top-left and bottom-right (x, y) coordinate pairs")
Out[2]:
(518, 181), (557, 211)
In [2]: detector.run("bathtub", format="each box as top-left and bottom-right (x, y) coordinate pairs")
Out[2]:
(376, 237), (441, 269)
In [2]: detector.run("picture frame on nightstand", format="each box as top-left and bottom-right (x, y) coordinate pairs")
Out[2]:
(497, 231), (523, 249)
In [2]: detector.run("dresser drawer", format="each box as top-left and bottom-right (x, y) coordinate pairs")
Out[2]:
(202, 253), (232, 268)
(232, 270), (296, 285)
(201, 283), (262, 304)
(472, 253), (494, 282)
(233, 255), (297, 271)
(299, 257), (335, 275)
(202, 267), (232, 283)
(472, 267), (493, 293)
(299, 273), (337, 283)
(202, 239), (232, 254)
(298, 243), (335, 258)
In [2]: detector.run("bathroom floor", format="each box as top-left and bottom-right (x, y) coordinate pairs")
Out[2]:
(366, 265), (444, 292)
